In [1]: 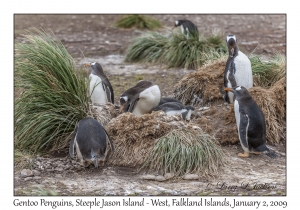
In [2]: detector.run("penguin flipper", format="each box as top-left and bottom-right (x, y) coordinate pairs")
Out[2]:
(102, 81), (114, 104)
(238, 114), (249, 150)
(128, 98), (138, 113)
(69, 123), (78, 158)
(103, 128), (114, 153)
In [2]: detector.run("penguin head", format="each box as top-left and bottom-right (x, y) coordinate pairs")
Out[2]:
(226, 34), (237, 57)
(224, 86), (251, 100)
(119, 95), (130, 113)
(173, 20), (183, 30)
(86, 62), (104, 75)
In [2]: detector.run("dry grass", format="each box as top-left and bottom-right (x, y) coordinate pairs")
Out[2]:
(173, 56), (227, 106)
(105, 111), (207, 166)
(142, 128), (227, 176)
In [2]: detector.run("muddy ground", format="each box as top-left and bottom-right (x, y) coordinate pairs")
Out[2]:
(14, 14), (286, 196)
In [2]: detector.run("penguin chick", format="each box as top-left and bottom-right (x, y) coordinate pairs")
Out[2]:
(224, 86), (277, 158)
(154, 102), (195, 120)
(86, 62), (114, 105)
(119, 80), (161, 116)
(158, 97), (183, 106)
(69, 117), (115, 167)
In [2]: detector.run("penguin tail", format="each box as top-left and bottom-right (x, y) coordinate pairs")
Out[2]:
(255, 144), (278, 159)
(265, 151), (278, 159)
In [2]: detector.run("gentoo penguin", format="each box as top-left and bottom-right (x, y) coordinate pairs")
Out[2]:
(158, 97), (183, 106)
(86, 62), (114, 105)
(119, 80), (161, 116)
(154, 102), (195, 120)
(223, 35), (253, 103)
(224, 86), (277, 158)
(172, 20), (199, 36)
(69, 117), (114, 167)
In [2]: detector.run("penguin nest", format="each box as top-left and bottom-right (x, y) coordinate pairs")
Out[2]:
(249, 77), (286, 143)
(105, 111), (205, 167)
(89, 102), (118, 126)
(173, 57), (226, 106)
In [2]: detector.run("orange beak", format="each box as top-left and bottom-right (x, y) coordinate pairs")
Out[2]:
(224, 87), (233, 92)
(85, 63), (91, 67)
(119, 105), (125, 113)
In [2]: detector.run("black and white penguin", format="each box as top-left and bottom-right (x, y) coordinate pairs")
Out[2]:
(158, 97), (183, 106)
(154, 102), (195, 120)
(224, 86), (277, 158)
(69, 117), (114, 167)
(223, 35), (253, 103)
(173, 20), (199, 36)
(86, 62), (114, 105)
(119, 80), (161, 116)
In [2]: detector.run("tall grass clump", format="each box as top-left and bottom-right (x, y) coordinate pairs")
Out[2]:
(142, 128), (227, 177)
(250, 54), (286, 87)
(125, 31), (227, 69)
(15, 29), (90, 153)
(115, 14), (162, 30)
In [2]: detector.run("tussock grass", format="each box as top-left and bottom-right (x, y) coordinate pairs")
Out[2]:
(115, 14), (162, 30)
(142, 128), (227, 176)
(125, 31), (227, 69)
(250, 54), (286, 87)
(14, 29), (91, 153)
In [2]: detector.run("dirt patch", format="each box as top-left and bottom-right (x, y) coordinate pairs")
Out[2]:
(14, 14), (286, 196)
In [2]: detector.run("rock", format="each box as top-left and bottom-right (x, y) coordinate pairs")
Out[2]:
(32, 170), (41, 176)
(24, 177), (33, 181)
(141, 174), (156, 180)
(183, 174), (199, 180)
(20, 169), (34, 177)
(164, 173), (175, 180)
(155, 175), (166, 182)
(55, 167), (64, 172)
(33, 176), (41, 180)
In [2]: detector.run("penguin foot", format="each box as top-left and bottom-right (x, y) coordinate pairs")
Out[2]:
(251, 152), (261, 155)
(238, 152), (249, 158)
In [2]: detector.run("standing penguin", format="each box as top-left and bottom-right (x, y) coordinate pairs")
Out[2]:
(119, 80), (161, 116)
(224, 86), (277, 158)
(86, 62), (114, 105)
(223, 35), (253, 103)
(172, 20), (199, 36)
(69, 117), (114, 167)
(154, 102), (195, 120)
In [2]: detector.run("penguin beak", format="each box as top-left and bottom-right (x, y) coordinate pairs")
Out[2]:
(172, 26), (176, 30)
(85, 63), (91, 67)
(224, 87), (233, 92)
(119, 105), (125, 113)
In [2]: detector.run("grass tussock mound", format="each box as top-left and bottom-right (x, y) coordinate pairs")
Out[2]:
(142, 128), (227, 176)
(125, 31), (227, 69)
(105, 111), (226, 171)
(115, 15), (162, 30)
(251, 54), (286, 87)
(14, 29), (115, 153)
(173, 56), (227, 106)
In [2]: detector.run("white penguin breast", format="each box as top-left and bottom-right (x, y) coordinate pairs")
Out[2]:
(166, 109), (187, 116)
(234, 100), (240, 132)
(133, 85), (161, 116)
(75, 139), (83, 160)
(226, 71), (234, 103)
(234, 51), (253, 89)
(89, 74), (107, 104)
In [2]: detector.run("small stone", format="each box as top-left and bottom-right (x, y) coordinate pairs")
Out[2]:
(141, 174), (156, 180)
(155, 175), (166, 182)
(32, 170), (41, 176)
(33, 176), (41, 180)
(183, 174), (199, 180)
(55, 167), (64, 172)
(164, 173), (175, 180)
(24, 177), (33, 181)
(20, 169), (34, 177)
